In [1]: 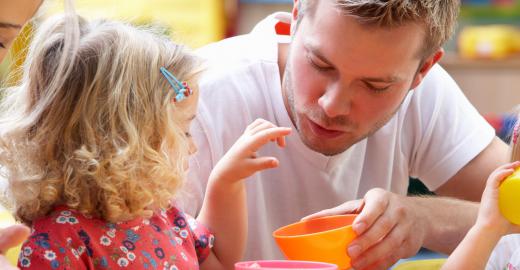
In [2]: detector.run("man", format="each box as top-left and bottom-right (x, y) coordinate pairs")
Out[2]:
(0, 0), (43, 269)
(182, 1), (509, 269)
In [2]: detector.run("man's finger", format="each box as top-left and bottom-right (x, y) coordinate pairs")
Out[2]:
(351, 189), (389, 235)
(301, 200), (363, 221)
(350, 225), (404, 269)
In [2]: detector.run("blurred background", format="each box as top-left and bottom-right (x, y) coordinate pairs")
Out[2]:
(1, 0), (520, 121)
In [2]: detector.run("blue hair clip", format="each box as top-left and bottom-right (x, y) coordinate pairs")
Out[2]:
(160, 67), (192, 103)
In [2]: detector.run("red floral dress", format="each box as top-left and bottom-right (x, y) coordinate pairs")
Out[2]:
(18, 206), (214, 270)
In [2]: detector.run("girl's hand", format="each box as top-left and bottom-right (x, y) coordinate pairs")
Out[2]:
(210, 118), (291, 184)
(476, 161), (520, 235)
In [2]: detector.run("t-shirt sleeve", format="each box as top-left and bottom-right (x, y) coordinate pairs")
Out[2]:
(407, 65), (495, 191)
(185, 213), (215, 264)
(18, 225), (87, 269)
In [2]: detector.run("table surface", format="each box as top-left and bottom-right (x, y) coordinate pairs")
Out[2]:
(390, 248), (448, 269)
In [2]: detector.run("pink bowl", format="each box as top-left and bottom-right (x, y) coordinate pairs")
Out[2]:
(235, 260), (338, 270)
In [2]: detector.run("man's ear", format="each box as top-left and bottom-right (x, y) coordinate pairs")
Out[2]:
(291, 0), (300, 35)
(292, 0), (299, 20)
(410, 48), (444, 89)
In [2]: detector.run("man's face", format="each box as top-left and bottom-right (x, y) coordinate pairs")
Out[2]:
(0, 0), (42, 63)
(283, 1), (426, 156)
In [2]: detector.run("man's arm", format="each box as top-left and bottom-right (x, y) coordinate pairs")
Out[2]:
(435, 137), (509, 201)
(420, 136), (509, 253)
(301, 137), (509, 270)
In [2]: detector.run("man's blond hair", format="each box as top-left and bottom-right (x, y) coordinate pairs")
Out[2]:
(297, 0), (460, 57)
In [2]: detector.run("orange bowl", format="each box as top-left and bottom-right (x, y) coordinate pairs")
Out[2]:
(272, 215), (357, 270)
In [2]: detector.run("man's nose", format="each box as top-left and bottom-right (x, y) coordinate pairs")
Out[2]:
(317, 83), (352, 118)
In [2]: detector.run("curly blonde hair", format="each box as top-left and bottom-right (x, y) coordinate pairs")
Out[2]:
(0, 7), (201, 224)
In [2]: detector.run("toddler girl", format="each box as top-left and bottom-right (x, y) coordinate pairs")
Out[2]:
(441, 117), (520, 270)
(0, 4), (290, 270)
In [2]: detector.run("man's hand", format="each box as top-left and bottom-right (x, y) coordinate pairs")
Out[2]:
(303, 188), (426, 270)
(0, 224), (30, 270)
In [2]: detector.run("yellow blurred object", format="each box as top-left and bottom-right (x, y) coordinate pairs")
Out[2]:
(458, 25), (520, 59)
(499, 168), (520, 225)
(0, 207), (21, 266)
(5, 22), (34, 86)
(392, 259), (446, 270)
(3, 0), (227, 86)
(47, 0), (226, 48)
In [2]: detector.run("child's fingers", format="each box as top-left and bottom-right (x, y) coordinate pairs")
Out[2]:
(248, 127), (291, 150)
(276, 135), (287, 148)
(247, 156), (279, 171)
(246, 118), (269, 133)
(497, 161), (520, 171)
(248, 120), (276, 135)
(488, 168), (516, 189)
(0, 224), (30, 254)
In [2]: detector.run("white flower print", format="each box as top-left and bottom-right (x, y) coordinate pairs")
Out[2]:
(181, 252), (188, 261)
(160, 210), (168, 219)
(173, 226), (180, 233)
(142, 219), (150, 225)
(19, 256), (30, 267)
(175, 237), (183, 245)
(107, 229), (116, 238)
(188, 219), (197, 230)
(77, 246), (85, 255)
(44, 250), (56, 261)
(61, 210), (72, 216)
(127, 252), (136, 261)
(120, 246), (129, 254)
(56, 214), (78, 224)
(68, 216), (78, 224)
(22, 246), (32, 256)
(71, 248), (79, 259)
(100, 235), (111, 246)
(56, 216), (68, 224)
(179, 229), (189, 239)
(209, 235), (215, 248)
(66, 237), (72, 244)
(170, 266), (179, 270)
(117, 257), (129, 267)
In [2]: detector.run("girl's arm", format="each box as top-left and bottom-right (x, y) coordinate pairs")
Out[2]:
(197, 119), (291, 270)
(441, 161), (520, 270)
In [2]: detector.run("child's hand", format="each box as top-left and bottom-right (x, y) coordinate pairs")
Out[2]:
(476, 161), (520, 235)
(210, 119), (291, 184)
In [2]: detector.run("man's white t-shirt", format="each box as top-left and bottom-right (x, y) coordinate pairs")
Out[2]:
(179, 13), (495, 260)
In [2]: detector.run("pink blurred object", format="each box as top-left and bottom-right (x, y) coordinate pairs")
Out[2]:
(235, 260), (338, 270)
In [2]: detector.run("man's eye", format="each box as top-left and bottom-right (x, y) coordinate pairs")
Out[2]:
(184, 132), (192, 138)
(366, 84), (391, 92)
(0, 43), (5, 49)
(306, 54), (330, 72)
